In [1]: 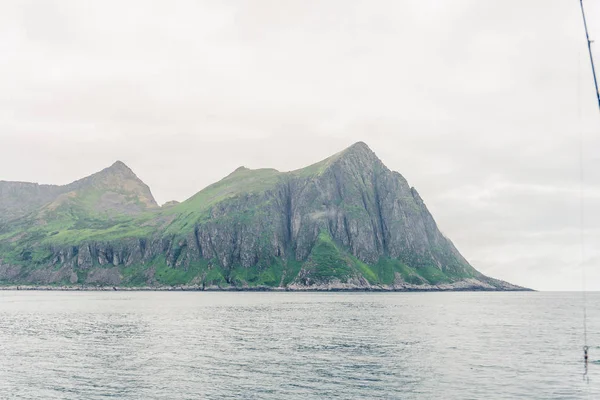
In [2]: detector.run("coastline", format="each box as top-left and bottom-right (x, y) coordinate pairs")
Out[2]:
(0, 282), (533, 292)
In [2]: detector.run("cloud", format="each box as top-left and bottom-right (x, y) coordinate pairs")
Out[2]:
(0, 0), (599, 290)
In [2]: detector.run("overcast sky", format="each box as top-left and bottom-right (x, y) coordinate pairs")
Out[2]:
(1, 0), (600, 290)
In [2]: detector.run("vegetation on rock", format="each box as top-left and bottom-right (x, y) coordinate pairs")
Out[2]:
(0, 143), (524, 290)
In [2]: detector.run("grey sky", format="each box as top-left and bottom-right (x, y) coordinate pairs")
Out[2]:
(1, 0), (599, 290)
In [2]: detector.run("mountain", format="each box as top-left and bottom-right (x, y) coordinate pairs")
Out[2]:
(0, 143), (525, 290)
(0, 161), (157, 221)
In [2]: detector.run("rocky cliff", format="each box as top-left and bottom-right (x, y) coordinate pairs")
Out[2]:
(0, 143), (525, 290)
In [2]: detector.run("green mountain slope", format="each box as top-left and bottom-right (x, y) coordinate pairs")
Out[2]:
(0, 143), (525, 290)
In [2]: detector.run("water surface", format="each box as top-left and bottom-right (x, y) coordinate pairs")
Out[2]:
(0, 291), (598, 399)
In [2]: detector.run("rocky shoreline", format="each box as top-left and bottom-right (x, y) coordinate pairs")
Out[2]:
(0, 278), (532, 292)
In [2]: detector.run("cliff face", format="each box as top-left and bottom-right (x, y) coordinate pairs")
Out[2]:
(0, 143), (525, 290)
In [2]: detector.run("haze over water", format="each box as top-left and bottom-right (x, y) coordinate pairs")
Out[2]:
(0, 291), (598, 399)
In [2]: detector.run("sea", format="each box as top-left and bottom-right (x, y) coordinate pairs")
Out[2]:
(0, 291), (598, 399)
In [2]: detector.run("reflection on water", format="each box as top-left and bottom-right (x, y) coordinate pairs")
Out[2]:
(0, 291), (598, 399)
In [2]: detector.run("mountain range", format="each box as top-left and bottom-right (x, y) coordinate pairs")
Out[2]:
(0, 142), (525, 290)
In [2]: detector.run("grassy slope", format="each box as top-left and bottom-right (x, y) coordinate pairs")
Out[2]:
(161, 167), (283, 234)
(2, 151), (345, 245)
(160, 150), (346, 236)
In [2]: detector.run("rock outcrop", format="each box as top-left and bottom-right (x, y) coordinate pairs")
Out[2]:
(0, 143), (526, 290)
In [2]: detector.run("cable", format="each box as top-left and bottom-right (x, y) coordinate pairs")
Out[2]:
(577, 0), (599, 384)
(579, 0), (600, 112)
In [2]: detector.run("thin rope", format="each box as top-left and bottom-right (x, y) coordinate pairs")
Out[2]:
(579, 0), (600, 111)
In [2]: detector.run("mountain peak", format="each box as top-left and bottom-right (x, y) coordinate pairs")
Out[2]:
(330, 141), (381, 170)
(90, 160), (142, 184)
(105, 160), (134, 174)
(289, 141), (380, 178)
(340, 141), (377, 159)
(346, 141), (371, 152)
(111, 160), (128, 168)
(57, 160), (159, 212)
